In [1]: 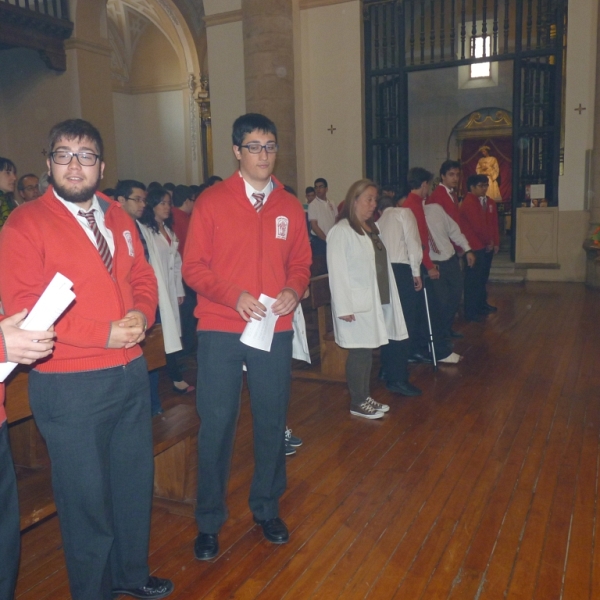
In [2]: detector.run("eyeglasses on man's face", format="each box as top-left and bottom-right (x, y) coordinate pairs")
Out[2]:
(239, 142), (279, 154)
(50, 151), (101, 167)
(126, 196), (146, 204)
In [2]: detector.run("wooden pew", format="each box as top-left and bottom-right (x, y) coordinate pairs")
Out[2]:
(292, 274), (348, 383)
(5, 325), (200, 530)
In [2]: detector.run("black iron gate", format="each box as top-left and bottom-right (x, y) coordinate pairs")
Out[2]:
(364, 0), (567, 257)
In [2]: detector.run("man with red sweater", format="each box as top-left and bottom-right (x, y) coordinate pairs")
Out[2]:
(183, 113), (311, 560)
(460, 174), (500, 321)
(0, 119), (172, 600)
(0, 312), (54, 599)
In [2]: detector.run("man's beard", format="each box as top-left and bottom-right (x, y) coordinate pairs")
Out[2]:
(52, 175), (101, 204)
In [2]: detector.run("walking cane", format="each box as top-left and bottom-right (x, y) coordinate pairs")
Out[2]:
(422, 286), (437, 371)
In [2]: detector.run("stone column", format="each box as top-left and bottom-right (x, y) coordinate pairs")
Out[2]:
(242, 0), (297, 192)
(586, 6), (600, 287)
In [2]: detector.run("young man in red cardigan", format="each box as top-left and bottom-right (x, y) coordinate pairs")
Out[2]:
(0, 312), (55, 600)
(460, 174), (500, 321)
(0, 119), (172, 600)
(183, 113), (311, 560)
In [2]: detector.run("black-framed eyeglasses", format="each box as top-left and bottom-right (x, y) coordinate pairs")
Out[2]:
(126, 196), (146, 204)
(50, 151), (101, 166)
(239, 142), (278, 154)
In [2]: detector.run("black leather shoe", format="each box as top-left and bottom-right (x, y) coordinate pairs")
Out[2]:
(449, 329), (464, 339)
(194, 532), (219, 560)
(408, 352), (433, 364)
(386, 380), (422, 396)
(253, 516), (289, 544)
(112, 576), (173, 599)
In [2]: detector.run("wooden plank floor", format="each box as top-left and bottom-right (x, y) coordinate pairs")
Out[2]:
(15, 282), (600, 600)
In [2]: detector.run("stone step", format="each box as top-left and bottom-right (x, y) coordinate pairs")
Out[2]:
(489, 272), (526, 283)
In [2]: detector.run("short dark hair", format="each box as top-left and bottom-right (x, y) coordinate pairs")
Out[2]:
(378, 195), (395, 212)
(314, 178), (328, 188)
(232, 113), (277, 147)
(140, 187), (173, 233)
(440, 160), (460, 177)
(305, 186), (315, 194)
(115, 179), (146, 200)
(0, 157), (16, 174)
(467, 174), (489, 191)
(206, 175), (222, 186)
(163, 182), (175, 192)
(17, 173), (37, 191)
(48, 119), (104, 158)
(173, 184), (192, 207)
(407, 167), (433, 191)
(196, 183), (208, 198)
(147, 181), (162, 192)
(102, 188), (116, 199)
(189, 184), (200, 196)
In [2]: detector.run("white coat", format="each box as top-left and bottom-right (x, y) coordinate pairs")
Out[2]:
(326, 219), (408, 349)
(138, 222), (185, 354)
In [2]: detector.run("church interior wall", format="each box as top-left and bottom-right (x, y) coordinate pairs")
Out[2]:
(0, 48), (81, 179)
(111, 19), (188, 185)
(299, 0), (363, 202)
(205, 19), (245, 179)
(407, 62), (513, 176)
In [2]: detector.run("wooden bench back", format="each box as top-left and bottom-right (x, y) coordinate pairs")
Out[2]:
(310, 274), (331, 310)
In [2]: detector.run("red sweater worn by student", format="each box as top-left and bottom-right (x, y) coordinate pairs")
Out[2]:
(426, 184), (465, 253)
(0, 188), (158, 373)
(460, 192), (499, 251)
(0, 319), (6, 426)
(182, 172), (312, 334)
(171, 206), (190, 257)
(403, 191), (435, 271)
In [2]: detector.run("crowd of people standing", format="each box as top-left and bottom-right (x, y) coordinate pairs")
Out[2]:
(0, 113), (499, 600)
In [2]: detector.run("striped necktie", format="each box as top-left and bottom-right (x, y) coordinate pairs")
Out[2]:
(252, 192), (264, 212)
(79, 210), (113, 273)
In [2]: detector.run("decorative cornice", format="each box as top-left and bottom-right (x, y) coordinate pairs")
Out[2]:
(64, 37), (112, 57)
(115, 81), (189, 95)
(203, 10), (242, 27)
(300, 0), (355, 9)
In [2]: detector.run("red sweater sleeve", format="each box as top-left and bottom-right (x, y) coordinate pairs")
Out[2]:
(487, 198), (500, 247)
(405, 194), (434, 270)
(459, 195), (488, 250)
(182, 197), (245, 309)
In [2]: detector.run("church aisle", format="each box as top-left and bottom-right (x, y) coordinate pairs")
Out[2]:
(15, 282), (600, 600)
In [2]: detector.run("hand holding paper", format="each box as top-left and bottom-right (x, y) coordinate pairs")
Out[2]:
(0, 272), (75, 382)
(240, 294), (279, 352)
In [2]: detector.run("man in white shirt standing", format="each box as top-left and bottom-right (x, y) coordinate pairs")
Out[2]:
(424, 201), (476, 357)
(377, 192), (423, 396)
(307, 177), (336, 256)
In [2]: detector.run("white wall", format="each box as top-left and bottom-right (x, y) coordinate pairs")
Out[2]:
(112, 89), (186, 185)
(299, 1), (363, 203)
(408, 62), (513, 174)
(558, 0), (598, 212)
(205, 20), (245, 178)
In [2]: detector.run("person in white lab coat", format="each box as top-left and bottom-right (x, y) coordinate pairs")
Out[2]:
(326, 179), (408, 419)
(138, 187), (194, 394)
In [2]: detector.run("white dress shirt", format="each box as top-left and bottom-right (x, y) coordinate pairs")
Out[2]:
(241, 172), (274, 208)
(54, 190), (115, 256)
(424, 203), (471, 262)
(377, 207), (423, 277)
(307, 197), (336, 236)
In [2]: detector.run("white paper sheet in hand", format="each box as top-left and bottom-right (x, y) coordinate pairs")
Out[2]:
(0, 272), (76, 382)
(240, 294), (279, 352)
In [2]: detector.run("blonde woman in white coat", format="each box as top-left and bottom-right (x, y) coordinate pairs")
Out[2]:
(327, 179), (408, 419)
(138, 188), (194, 394)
